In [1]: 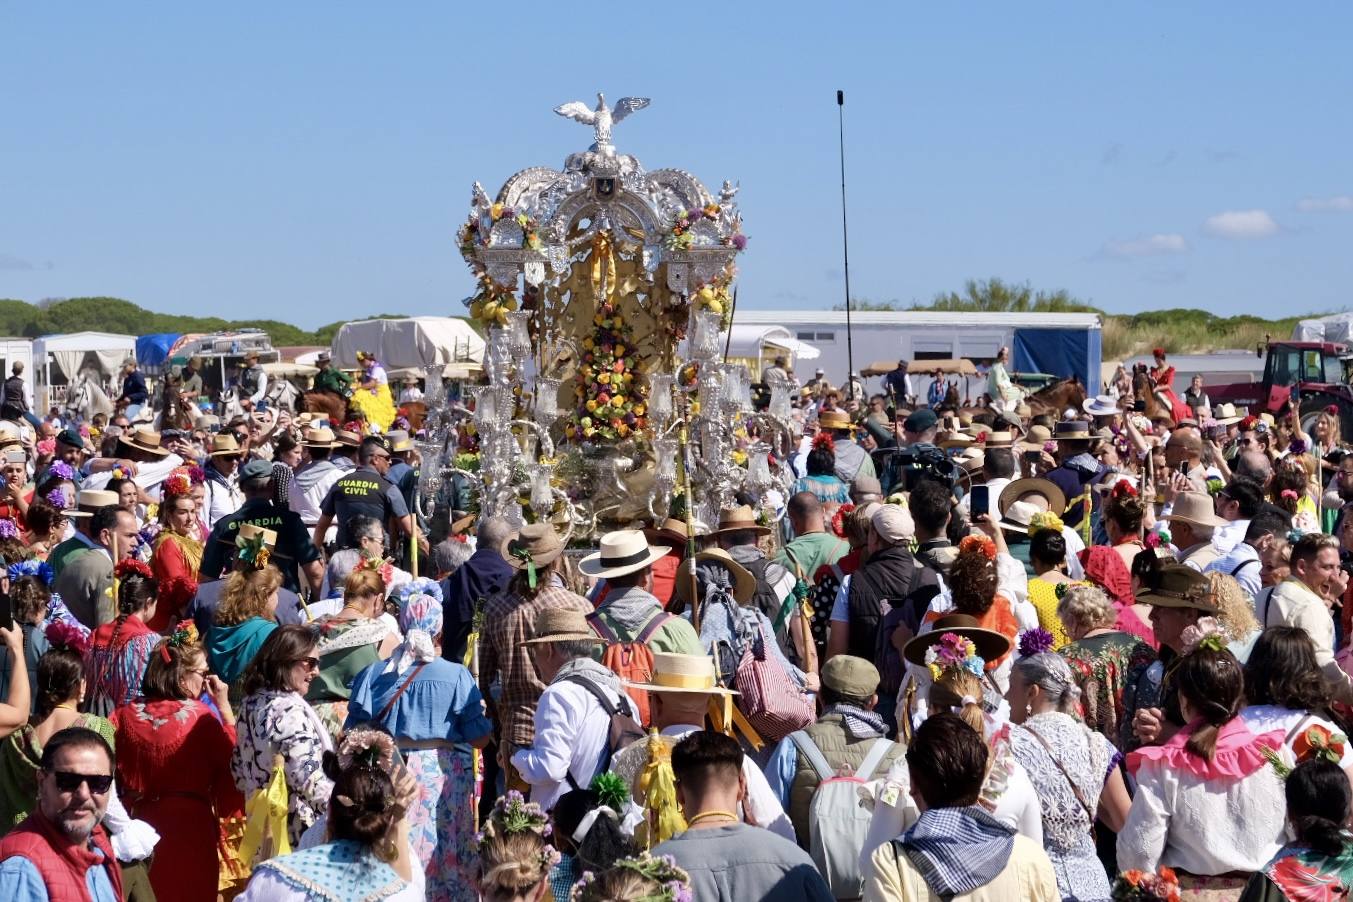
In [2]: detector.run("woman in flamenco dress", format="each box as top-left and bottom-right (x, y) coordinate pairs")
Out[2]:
(1150, 347), (1193, 424)
(348, 351), (396, 433)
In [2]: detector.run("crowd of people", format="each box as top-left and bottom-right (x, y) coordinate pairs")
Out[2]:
(0, 347), (1349, 902)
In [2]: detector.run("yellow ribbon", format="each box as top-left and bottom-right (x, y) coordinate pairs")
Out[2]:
(637, 730), (686, 848)
(238, 755), (291, 867)
(589, 232), (618, 305)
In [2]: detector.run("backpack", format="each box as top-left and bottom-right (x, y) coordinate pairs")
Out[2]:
(587, 610), (674, 726)
(734, 618), (815, 742)
(559, 674), (646, 790)
(787, 732), (893, 900)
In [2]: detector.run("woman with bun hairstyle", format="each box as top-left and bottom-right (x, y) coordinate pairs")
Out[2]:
(477, 791), (559, 902)
(1008, 632), (1131, 902)
(571, 854), (693, 902)
(1026, 514), (1073, 648)
(239, 728), (423, 901)
(1240, 759), (1353, 901)
(1119, 624), (1291, 898)
(1102, 479), (1148, 572)
(84, 559), (159, 717)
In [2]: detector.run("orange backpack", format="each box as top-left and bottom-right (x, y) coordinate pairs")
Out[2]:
(586, 611), (674, 726)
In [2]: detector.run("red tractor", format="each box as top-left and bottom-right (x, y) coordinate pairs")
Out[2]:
(1209, 340), (1353, 436)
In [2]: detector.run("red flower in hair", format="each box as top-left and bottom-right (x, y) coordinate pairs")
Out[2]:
(1326, 404), (1339, 416)
(958, 535), (997, 560)
(1110, 479), (1138, 499)
(1152, 347), (1166, 358)
(811, 432), (835, 453)
(830, 503), (855, 538)
(114, 559), (153, 581)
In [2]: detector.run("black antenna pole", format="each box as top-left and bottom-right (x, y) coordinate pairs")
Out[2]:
(837, 89), (855, 401)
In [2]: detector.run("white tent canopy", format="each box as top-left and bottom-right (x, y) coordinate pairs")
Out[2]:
(1293, 313), (1353, 344)
(331, 317), (484, 370)
(34, 331), (137, 383)
(726, 325), (821, 362)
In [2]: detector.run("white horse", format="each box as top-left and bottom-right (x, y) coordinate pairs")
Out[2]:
(64, 371), (115, 424)
(266, 377), (301, 412)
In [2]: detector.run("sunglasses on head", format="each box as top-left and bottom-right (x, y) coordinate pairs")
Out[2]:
(50, 771), (114, 794)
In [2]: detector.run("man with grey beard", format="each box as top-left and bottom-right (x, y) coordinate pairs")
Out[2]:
(0, 728), (122, 899)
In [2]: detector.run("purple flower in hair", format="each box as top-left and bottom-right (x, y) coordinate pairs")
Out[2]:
(1018, 628), (1056, 658)
(0, 519), (18, 540)
(44, 488), (69, 510)
(48, 461), (76, 481)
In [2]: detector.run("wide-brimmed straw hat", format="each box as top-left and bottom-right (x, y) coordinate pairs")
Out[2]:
(302, 427), (339, 449)
(578, 529), (671, 579)
(1162, 492), (1226, 530)
(644, 517), (691, 545)
(1135, 564), (1220, 612)
(712, 505), (771, 538)
(1054, 420), (1093, 441)
(1083, 395), (1121, 417)
(998, 478), (1067, 519)
(671, 547), (756, 610)
(1018, 424), (1054, 453)
(119, 428), (169, 457)
(524, 608), (603, 645)
(66, 488), (120, 520)
(385, 430), (414, 453)
(501, 523), (566, 577)
(622, 652), (737, 696)
(1212, 403), (1244, 426)
(902, 614), (1012, 668)
(208, 434), (242, 457)
(334, 428), (362, 448)
(817, 410), (855, 432)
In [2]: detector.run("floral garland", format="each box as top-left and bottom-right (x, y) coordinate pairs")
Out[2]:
(924, 633), (985, 682)
(573, 853), (693, 902)
(567, 300), (648, 442)
(475, 791), (560, 877)
(45, 621), (90, 657)
(336, 729), (398, 773)
(458, 203), (539, 329)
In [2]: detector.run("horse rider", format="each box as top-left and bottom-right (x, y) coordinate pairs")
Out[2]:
(312, 351), (352, 400)
(115, 356), (149, 421)
(237, 350), (268, 411)
(987, 345), (1026, 416)
(0, 361), (42, 431)
(179, 357), (205, 407)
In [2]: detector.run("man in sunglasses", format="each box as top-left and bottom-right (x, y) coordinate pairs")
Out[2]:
(0, 727), (122, 899)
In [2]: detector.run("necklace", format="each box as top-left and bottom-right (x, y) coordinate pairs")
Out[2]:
(685, 810), (738, 827)
(54, 703), (77, 712)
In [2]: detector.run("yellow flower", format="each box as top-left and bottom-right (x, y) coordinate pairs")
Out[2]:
(583, 337), (594, 350)
(586, 399), (598, 413)
(613, 395), (626, 408)
(634, 403), (646, 416)
(617, 423), (631, 437)
(613, 314), (624, 327)
(598, 373), (611, 385)
(732, 450), (748, 466)
(490, 202), (504, 220)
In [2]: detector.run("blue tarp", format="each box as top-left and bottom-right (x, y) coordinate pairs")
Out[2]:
(135, 333), (180, 369)
(1012, 327), (1101, 391)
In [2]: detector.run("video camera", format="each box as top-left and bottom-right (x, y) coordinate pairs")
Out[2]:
(873, 442), (961, 494)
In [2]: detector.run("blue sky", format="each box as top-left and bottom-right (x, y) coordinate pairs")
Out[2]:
(2, 3), (1350, 328)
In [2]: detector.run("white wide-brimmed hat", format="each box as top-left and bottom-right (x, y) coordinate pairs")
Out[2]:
(1083, 395), (1121, 417)
(1212, 403), (1244, 426)
(622, 652), (737, 696)
(578, 529), (672, 579)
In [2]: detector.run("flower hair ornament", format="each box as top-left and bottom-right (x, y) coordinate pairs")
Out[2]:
(811, 432), (835, 453)
(1027, 511), (1063, 537)
(829, 502), (855, 539)
(158, 619), (199, 663)
(47, 461), (76, 482)
(1179, 616), (1227, 655)
(336, 729), (398, 773)
(1264, 723), (1350, 780)
(44, 620), (90, 657)
(115, 558), (154, 581)
(44, 487), (70, 511)
(571, 773), (631, 845)
(924, 632), (985, 681)
(1018, 628), (1056, 659)
(235, 531), (272, 571)
(354, 553), (395, 586)
(0, 519), (18, 540)
(958, 534), (996, 561)
(8, 559), (55, 587)
(163, 465), (199, 498)
(476, 791), (560, 880)
(1109, 479), (1138, 500)
(572, 853), (693, 902)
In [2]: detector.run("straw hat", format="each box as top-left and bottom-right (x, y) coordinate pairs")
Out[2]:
(936, 431), (973, 450)
(302, 427), (340, 449)
(385, 430), (414, 453)
(208, 434), (242, 457)
(1162, 492), (1226, 530)
(712, 505), (771, 538)
(1082, 395), (1121, 417)
(1135, 564), (1220, 612)
(501, 523), (566, 571)
(1212, 403), (1244, 426)
(524, 608), (603, 645)
(622, 652), (737, 696)
(998, 499), (1043, 534)
(902, 614), (1012, 668)
(578, 529), (671, 579)
(998, 478), (1067, 519)
(1018, 424), (1054, 453)
(1054, 420), (1093, 441)
(119, 428), (170, 457)
(65, 488), (120, 520)
(671, 547), (756, 610)
(982, 431), (1015, 449)
(817, 410), (855, 432)
(334, 428), (362, 448)
(644, 517), (701, 545)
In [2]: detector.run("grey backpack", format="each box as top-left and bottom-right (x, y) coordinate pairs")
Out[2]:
(788, 732), (894, 900)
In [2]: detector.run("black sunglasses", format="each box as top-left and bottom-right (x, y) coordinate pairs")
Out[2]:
(51, 771), (114, 794)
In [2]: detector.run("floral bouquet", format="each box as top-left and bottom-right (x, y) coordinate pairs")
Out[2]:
(567, 301), (648, 442)
(1112, 866), (1180, 901)
(925, 633), (984, 681)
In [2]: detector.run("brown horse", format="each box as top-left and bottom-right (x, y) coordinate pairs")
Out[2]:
(1026, 375), (1087, 418)
(302, 390), (350, 426)
(1132, 369), (1167, 423)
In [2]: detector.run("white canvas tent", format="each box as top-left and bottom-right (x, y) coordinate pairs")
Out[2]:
(1293, 313), (1353, 345)
(34, 331), (136, 408)
(331, 317), (484, 370)
(723, 324), (820, 378)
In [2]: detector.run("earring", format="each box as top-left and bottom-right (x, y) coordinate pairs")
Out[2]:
(1025, 704), (1033, 716)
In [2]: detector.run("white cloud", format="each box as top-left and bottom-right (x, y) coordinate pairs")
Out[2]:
(1102, 233), (1190, 258)
(1297, 195), (1353, 213)
(1202, 209), (1280, 239)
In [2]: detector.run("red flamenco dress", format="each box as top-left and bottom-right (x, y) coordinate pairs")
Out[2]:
(148, 530), (202, 633)
(1149, 351), (1192, 424)
(112, 696), (245, 902)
